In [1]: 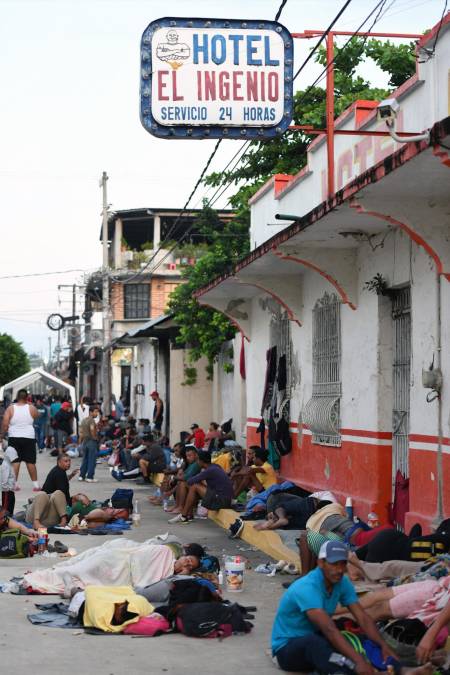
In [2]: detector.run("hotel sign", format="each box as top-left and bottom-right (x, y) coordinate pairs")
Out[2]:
(140, 17), (293, 139)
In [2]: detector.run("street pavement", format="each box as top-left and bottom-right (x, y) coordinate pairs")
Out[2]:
(1, 451), (291, 674)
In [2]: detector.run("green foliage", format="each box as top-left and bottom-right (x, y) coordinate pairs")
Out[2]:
(168, 202), (248, 376)
(170, 38), (417, 375)
(0, 333), (30, 386)
(181, 366), (197, 386)
(140, 240), (153, 251)
(205, 37), (417, 212)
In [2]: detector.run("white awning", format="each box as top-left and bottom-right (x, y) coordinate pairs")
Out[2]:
(0, 368), (76, 407)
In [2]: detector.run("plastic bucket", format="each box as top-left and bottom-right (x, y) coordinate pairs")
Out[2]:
(224, 556), (245, 592)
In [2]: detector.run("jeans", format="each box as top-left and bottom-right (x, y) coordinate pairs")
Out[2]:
(275, 634), (356, 674)
(80, 440), (98, 479)
(34, 422), (46, 450)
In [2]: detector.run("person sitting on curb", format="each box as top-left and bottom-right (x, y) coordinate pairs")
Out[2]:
(168, 450), (233, 524)
(271, 540), (433, 675)
(164, 445), (201, 513)
(26, 455), (78, 530)
(135, 434), (167, 484)
(231, 447), (278, 497)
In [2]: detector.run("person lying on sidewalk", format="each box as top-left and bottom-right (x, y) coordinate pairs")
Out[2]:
(231, 447), (277, 497)
(26, 455), (78, 530)
(416, 599), (450, 664)
(335, 575), (450, 624)
(271, 540), (433, 675)
(0, 506), (37, 541)
(254, 495), (332, 531)
(163, 445), (201, 513)
(168, 450), (233, 524)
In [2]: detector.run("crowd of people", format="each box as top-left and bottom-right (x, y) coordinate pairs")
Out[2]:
(0, 388), (449, 669)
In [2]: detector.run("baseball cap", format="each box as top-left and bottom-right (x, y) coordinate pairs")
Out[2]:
(318, 540), (349, 563)
(61, 401), (72, 410)
(150, 391), (159, 397)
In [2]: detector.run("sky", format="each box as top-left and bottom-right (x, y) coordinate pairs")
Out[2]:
(0, 0), (443, 358)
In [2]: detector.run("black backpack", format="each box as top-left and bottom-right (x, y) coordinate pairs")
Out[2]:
(110, 488), (134, 511)
(174, 602), (253, 638)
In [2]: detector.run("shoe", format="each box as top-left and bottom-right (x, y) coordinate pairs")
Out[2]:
(86, 478), (98, 483)
(168, 513), (192, 524)
(78, 476), (85, 481)
(228, 517), (244, 539)
(13, 485), (21, 492)
(111, 470), (123, 482)
(32, 487), (42, 492)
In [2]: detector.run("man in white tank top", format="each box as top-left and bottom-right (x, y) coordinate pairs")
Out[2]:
(1, 389), (41, 491)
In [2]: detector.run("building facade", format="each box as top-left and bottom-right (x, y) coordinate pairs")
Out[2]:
(197, 19), (450, 530)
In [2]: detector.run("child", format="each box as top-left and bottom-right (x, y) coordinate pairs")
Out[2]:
(1, 446), (18, 514)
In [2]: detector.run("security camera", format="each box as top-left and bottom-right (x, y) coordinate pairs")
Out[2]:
(377, 98), (400, 123)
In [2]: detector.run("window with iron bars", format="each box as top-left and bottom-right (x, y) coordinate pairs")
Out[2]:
(124, 284), (150, 319)
(303, 292), (342, 446)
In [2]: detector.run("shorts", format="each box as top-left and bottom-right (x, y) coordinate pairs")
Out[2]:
(202, 488), (231, 511)
(8, 437), (36, 464)
(390, 580), (439, 617)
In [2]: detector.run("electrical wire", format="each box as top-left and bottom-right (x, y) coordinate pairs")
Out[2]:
(0, 268), (95, 281)
(274, 0), (289, 22)
(420, 0), (448, 59)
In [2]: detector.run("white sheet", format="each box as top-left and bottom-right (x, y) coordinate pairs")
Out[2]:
(22, 538), (176, 594)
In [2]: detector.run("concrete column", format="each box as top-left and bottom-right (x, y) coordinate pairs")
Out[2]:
(114, 217), (123, 270)
(153, 214), (161, 249)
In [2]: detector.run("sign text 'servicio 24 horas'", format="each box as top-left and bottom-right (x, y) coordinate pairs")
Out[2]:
(140, 17), (294, 140)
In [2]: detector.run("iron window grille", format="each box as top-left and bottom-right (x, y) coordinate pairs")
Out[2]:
(124, 284), (150, 320)
(304, 292), (342, 447)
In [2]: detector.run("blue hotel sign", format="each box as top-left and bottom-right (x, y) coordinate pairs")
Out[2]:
(140, 17), (294, 139)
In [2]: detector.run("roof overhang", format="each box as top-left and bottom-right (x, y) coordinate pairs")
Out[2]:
(196, 117), (450, 338)
(112, 314), (178, 347)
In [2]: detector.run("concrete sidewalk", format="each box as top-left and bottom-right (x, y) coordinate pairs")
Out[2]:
(1, 451), (290, 674)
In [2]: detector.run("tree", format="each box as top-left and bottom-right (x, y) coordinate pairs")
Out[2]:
(169, 38), (417, 377)
(0, 333), (30, 386)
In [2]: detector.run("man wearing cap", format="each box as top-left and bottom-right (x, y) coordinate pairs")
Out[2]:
(272, 540), (405, 674)
(150, 391), (164, 433)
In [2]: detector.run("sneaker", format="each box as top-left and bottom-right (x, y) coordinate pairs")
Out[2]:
(86, 478), (98, 483)
(168, 513), (192, 524)
(111, 470), (123, 482)
(228, 518), (244, 539)
(78, 476), (85, 481)
(32, 487), (42, 492)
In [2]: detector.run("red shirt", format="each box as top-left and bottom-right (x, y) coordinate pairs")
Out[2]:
(192, 428), (205, 449)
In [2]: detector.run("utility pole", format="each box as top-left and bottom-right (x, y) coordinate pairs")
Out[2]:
(48, 336), (52, 370)
(100, 171), (112, 414)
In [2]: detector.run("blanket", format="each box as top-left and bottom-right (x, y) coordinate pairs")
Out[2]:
(22, 538), (176, 594)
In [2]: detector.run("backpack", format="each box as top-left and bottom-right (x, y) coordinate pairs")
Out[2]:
(110, 488), (134, 511)
(174, 602), (253, 638)
(0, 529), (31, 558)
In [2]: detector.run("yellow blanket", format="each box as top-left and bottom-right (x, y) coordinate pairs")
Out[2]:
(83, 585), (153, 633)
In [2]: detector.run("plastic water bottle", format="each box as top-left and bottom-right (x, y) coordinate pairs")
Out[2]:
(162, 498), (169, 511)
(218, 570), (224, 586)
(132, 500), (141, 527)
(345, 497), (353, 521)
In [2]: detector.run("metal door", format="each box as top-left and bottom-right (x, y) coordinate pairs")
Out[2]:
(392, 287), (411, 481)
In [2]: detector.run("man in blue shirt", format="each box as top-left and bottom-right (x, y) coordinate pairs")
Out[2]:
(272, 541), (404, 674)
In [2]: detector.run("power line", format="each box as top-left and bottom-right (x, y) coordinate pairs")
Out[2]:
(274, 0), (289, 22)
(0, 268), (94, 280)
(292, 0), (354, 81)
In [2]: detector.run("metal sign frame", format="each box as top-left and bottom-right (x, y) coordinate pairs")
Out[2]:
(140, 17), (294, 140)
